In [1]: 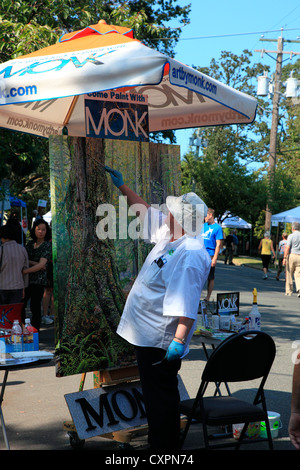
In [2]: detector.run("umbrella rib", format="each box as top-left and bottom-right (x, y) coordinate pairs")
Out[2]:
(63, 96), (80, 127)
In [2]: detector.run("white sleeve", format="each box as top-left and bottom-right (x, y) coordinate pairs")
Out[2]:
(162, 255), (208, 319)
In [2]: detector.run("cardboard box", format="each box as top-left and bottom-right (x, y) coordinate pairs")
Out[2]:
(0, 332), (39, 353)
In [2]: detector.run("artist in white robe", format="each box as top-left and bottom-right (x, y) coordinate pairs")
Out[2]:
(105, 166), (211, 451)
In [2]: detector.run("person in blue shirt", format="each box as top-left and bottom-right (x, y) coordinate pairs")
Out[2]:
(201, 208), (223, 301)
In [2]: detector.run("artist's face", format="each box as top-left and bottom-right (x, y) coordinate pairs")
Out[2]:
(165, 211), (174, 229)
(35, 223), (47, 240)
(166, 212), (184, 239)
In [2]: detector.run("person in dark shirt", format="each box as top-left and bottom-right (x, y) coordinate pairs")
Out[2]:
(224, 231), (234, 265)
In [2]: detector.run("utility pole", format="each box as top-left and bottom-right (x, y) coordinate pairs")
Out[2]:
(255, 35), (300, 232)
(262, 36), (283, 233)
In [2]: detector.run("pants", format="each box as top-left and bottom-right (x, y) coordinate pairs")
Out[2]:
(0, 289), (23, 305)
(224, 247), (233, 264)
(22, 284), (45, 330)
(286, 254), (300, 295)
(207, 265), (215, 281)
(261, 254), (271, 269)
(135, 346), (182, 451)
(277, 257), (285, 278)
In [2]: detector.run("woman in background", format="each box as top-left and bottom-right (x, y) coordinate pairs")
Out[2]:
(22, 220), (52, 330)
(258, 231), (275, 280)
(276, 232), (288, 281)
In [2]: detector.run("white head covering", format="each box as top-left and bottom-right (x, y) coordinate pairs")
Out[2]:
(166, 192), (207, 236)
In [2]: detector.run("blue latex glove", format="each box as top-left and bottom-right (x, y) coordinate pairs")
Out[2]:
(165, 340), (185, 361)
(105, 166), (124, 188)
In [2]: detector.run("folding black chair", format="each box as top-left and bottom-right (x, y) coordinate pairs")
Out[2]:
(179, 330), (276, 450)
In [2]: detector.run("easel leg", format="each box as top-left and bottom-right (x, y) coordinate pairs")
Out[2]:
(0, 370), (10, 450)
(79, 373), (86, 391)
(93, 371), (101, 388)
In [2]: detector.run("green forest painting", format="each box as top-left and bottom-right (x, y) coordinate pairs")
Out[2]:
(49, 136), (181, 377)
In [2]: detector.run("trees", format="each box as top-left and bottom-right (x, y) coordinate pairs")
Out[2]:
(181, 129), (267, 226)
(249, 57), (300, 233)
(0, 1), (191, 59)
(182, 51), (269, 225)
(2, 4), (299, 230)
(270, 59), (300, 213)
(182, 50), (300, 234)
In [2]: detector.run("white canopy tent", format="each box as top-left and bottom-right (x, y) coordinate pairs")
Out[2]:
(221, 215), (252, 230)
(271, 206), (300, 226)
(0, 21), (257, 138)
(43, 211), (52, 224)
(218, 213), (252, 255)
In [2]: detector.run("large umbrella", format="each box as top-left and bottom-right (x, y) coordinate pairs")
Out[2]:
(0, 21), (257, 138)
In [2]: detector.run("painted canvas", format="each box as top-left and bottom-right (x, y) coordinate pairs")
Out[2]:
(49, 136), (181, 377)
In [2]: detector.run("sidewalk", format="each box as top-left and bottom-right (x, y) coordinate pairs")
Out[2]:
(1, 260), (299, 451)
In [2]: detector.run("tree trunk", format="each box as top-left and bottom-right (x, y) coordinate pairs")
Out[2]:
(50, 137), (136, 376)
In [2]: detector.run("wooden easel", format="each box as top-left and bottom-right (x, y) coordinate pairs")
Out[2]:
(63, 365), (149, 448)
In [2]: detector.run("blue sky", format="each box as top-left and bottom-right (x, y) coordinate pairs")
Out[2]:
(169, 0), (300, 157)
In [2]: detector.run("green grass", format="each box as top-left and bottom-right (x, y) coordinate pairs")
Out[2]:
(219, 254), (276, 270)
(234, 256), (262, 267)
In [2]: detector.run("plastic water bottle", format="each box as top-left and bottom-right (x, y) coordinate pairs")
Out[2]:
(249, 288), (261, 331)
(219, 309), (231, 330)
(11, 320), (22, 352)
(230, 314), (236, 330)
(200, 300), (208, 328)
(23, 318), (34, 352)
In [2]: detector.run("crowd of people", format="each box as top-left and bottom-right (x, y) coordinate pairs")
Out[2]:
(0, 187), (300, 451)
(219, 223), (300, 298)
(2, 202), (298, 335)
(0, 206), (299, 321)
(255, 224), (300, 297)
(202, 216), (300, 300)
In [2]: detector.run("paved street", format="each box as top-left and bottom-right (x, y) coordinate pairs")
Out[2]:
(0, 260), (299, 452)
(181, 260), (300, 451)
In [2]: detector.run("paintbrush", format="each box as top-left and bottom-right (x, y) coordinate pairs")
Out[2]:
(88, 155), (117, 177)
(88, 155), (106, 167)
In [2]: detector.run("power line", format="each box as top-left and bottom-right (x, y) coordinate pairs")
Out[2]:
(267, 5), (300, 31)
(152, 27), (300, 42)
